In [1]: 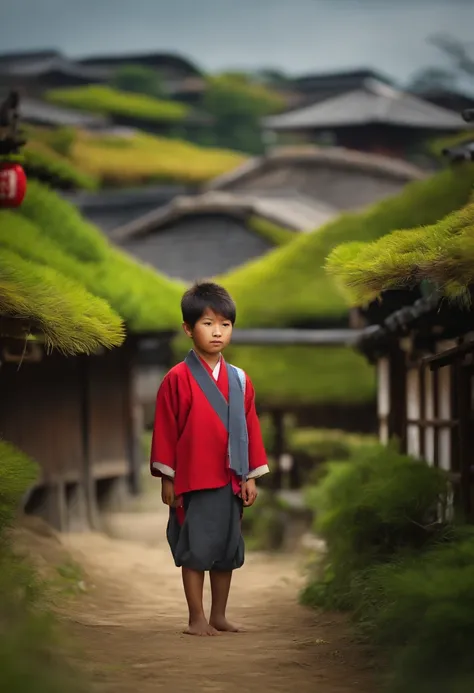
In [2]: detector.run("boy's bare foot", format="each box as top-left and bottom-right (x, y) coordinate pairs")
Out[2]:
(184, 618), (221, 636)
(209, 616), (245, 633)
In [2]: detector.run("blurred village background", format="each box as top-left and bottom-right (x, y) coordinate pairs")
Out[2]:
(1, 0), (474, 691)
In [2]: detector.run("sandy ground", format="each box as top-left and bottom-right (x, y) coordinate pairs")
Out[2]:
(18, 505), (377, 693)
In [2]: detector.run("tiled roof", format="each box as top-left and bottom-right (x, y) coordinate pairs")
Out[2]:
(263, 79), (469, 131)
(109, 190), (338, 242)
(18, 96), (108, 128)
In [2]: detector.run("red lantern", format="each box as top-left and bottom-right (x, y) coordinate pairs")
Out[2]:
(0, 162), (27, 208)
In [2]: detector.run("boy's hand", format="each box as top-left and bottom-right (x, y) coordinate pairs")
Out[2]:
(241, 478), (258, 507)
(161, 477), (176, 506)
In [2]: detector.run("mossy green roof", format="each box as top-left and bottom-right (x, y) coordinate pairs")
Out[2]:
(23, 141), (99, 191)
(326, 199), (474, 306)
(215, 163), (474, 408)
(46, 85), (189, 123)
(225, 344), (376, 407)
(0, 245), (124, 354)
(221, 163), (474, 327)
(9, 181), (185, 333)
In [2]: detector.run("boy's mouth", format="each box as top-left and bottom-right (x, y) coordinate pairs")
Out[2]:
(210, 340), (223, 345)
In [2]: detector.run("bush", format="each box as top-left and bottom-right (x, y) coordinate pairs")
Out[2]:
(302, 443), (448, 610)
(0, 442), (38, 535)
(241, 489), (287, 550)
(301, 443), (474, 692)
(0, 441), (86, 692)
(112, 64), (165, 99)
(289, 427), (376, 463)
(353, 531), (474, 693)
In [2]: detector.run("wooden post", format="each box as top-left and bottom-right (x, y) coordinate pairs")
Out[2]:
(456, 359), (472, 521)
(79, 355), (100, 529)
(125, 343), (142, 496)
(271, 409), (285, 490)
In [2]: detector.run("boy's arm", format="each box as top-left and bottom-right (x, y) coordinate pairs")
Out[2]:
(244, 375), (270, 480)
(150, 375), (178, 480)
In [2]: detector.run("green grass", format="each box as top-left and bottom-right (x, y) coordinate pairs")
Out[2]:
(9, 181), (185, 332)
(326, 199), (474, 306)
(46, 85), (189, 123)
(0, 441), (87, 692)
(220, 163), (474, 327)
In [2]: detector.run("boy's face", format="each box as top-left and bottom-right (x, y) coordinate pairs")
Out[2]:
(183, 308), (233, 356)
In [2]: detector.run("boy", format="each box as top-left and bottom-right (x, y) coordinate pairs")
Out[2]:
(150, 281), (269, 636)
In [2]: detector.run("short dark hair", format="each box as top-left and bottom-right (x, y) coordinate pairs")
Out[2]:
(181, 282), (236, 327)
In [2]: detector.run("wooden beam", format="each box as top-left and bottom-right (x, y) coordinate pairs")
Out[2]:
(231, 328), (364, 346)
(422, 340), (474, 371)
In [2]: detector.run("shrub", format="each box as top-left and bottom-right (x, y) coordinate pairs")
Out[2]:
(289, 427), (376, 463)
(112, 64), (165, 99)
(353, 532), (474, 693)
(0, 442), (38, 535)
(241, 490), (288, 550)
(302, 443), (448, 610)
(0, 442), (86, 692)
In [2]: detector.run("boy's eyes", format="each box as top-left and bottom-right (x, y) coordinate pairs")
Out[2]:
(202, 322), (231, 327)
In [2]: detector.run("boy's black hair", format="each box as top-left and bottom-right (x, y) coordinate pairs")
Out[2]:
(181, 281), (236, 327)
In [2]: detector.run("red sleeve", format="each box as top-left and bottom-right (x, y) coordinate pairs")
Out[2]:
(244, 375), (269, 478)
(150, 374), (179, 479)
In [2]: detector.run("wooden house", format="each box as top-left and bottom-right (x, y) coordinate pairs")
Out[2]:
(262, 80), (468, 161)
(62, 185), (193, 235)
(78, 51), (206, 105)
(0, 50), (107, 97)
(0, 177), (182, 532)
(109, 147), (423, 282)
(289, 68), (396, 106)
(216, 153), (474, 488)
(326, 150), (474, 519)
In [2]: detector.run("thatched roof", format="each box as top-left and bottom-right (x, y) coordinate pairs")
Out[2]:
(221, 163), (474, 327)
(326, 198), (474, 307)
(0, 181), (185, 353)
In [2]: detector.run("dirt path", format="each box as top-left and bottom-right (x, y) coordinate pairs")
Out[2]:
(22, 508), (376, 693)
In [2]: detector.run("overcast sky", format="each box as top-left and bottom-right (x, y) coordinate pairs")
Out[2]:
(2, 0), (473, 86)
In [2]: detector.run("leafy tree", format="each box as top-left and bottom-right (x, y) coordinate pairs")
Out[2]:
(203, 73), (284, 155)
(408, 34), (474, 93)
(112, 64), (165, 99)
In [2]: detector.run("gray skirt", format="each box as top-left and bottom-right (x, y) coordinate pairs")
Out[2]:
(166, 483), (245, 572)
